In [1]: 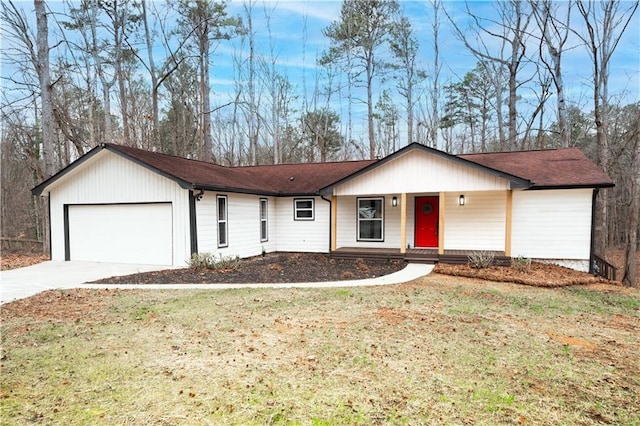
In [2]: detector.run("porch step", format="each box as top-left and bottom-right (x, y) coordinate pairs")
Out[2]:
(330, 250), (404, 262)
(404, 254), (439, 264)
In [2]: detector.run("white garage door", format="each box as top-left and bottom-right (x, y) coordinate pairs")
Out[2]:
(68, 203), (173, 265)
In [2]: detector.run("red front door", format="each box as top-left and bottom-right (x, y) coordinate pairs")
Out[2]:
(415, 196), (439, 248)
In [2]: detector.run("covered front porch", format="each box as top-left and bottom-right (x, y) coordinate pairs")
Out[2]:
(330, 247), (511, 265)
(327, 190), (515, 262)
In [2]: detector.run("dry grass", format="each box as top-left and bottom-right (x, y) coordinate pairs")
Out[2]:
(1, 275), (639, 425)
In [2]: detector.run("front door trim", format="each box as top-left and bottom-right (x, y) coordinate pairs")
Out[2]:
(414, 196), (440, 248)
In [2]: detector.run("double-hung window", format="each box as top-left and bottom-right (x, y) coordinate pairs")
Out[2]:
(259, 198), (268, 242)
(217, 195), (228, 247)
(294, 198), (314, 220)
(357, 197), (384, 241)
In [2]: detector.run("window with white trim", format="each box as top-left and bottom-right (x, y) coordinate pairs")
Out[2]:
(259, 198), (268, 242)
(357, 197), (384, 241)
(217, 195), (228, 247)
(294, 198), (314, 220)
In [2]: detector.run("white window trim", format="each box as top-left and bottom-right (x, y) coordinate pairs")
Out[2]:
(294, 198), (315, 221)
(217, 195), (228, 248)
(259, 198), (268, 242)
(357, 197), (384, 242)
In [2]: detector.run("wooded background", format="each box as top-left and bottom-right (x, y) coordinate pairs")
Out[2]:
(1, 0), (638, 285)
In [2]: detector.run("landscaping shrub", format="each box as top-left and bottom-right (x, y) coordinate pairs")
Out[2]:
(467, 251), (495, 269)
(512, 255), (532, 273)
(188, 253), (241, 271)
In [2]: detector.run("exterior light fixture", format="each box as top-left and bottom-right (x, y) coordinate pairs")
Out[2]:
(392, 196), (398, 207)
(459, 195), (465, 206)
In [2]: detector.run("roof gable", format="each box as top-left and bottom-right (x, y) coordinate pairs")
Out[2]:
(33, 143), (375, 196)
(320, 143), (531, 195)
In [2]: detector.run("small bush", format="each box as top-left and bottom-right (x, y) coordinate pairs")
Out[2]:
(467, 251), (495, 269)
(511, 255), (532, 273)
(188, 253), (241, 271)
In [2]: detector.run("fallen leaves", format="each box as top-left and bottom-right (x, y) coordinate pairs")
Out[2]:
(0, 253), (49, 270)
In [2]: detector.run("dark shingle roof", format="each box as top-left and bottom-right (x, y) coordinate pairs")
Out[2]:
(32, 142), (613, 197)
(459, 147), (614, 189)
(108, 144), (376, 195)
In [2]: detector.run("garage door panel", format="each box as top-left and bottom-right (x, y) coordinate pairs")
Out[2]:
(68, 203), (173, 265)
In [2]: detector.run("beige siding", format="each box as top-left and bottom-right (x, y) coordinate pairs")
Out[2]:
(334, 150), (510, 196)
(511, 189), (593, 260)
(48, 151), (191, 266)
(444, 191), (507, 251)
(196, 192), (277, 258)
(275, 197), (330, 252)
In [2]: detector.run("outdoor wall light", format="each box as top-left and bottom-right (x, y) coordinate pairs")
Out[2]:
(458, 195), (465, 206)
(392, 196), (398, 207)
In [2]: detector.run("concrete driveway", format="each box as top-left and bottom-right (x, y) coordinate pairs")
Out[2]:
(0, 261), (170, 304)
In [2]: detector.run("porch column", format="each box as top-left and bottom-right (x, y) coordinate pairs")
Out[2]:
(438, 192), (445, 255)
(330, 195), (337, 252)
(505, 190), (513, 257)
(400, 193), (407, 254)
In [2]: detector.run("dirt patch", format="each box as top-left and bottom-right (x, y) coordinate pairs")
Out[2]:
(434, 261), (612, 287)
(90, 252), (406, 284)
(0, 252), (49, 270)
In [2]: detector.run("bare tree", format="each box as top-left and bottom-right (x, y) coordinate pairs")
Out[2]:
(531, 0), (572, 148)
(34, 0), (55, 178)
(388, 10), (423, 146)
(574, 0), (639, 257)
(446, 0), (532, 149)
(427, 0), (442, 148)
(321, 0), (400, 159)
(176, 0), (242, 162)
(622, 108), (639, 287)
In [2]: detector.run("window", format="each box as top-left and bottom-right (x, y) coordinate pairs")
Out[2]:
(358, 197), (384, 241)
(259, 198), (268, 242)
(294, 198), (314, 221)
(217, 195), (228, 247)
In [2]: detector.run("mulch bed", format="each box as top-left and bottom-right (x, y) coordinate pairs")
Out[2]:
(89, 252), (406, 284)
(433, 262), (613, 288)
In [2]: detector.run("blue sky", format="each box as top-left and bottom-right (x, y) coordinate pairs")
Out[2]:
(216, 0), (640, 101)
(2, 0), (639, 149)
(211, 0), (640, 145)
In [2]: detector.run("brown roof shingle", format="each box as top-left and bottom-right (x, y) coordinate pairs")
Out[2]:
(109, 144), (376, 195)
(459, 147), (614, 189)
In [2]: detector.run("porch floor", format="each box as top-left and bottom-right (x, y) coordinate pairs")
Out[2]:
(331, 247), (511, 265)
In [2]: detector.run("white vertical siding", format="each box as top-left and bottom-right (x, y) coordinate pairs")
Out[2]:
(334, 150), (510, 196)
(444, 191), (507, 251)
(511, 189), (593, 260)
(196, 192), (277, 258)
(275, 196), (330, 252)
(48, 151), (191, 266)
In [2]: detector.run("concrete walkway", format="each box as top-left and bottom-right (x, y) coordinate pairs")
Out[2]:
(1, 262), (433, 304)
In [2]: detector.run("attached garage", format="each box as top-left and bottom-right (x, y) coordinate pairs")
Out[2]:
(66, 203), (173, 265)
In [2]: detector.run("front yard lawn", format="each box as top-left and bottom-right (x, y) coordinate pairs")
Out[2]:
(1, 274), (638, 425)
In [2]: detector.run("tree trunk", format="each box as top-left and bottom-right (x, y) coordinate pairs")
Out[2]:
(34, 0), (54, 179)
(623, 116), (639, 287)
(367, 60), (375, 159)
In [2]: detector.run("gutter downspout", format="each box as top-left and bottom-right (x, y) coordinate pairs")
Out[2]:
(189, 190), (199, 256)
